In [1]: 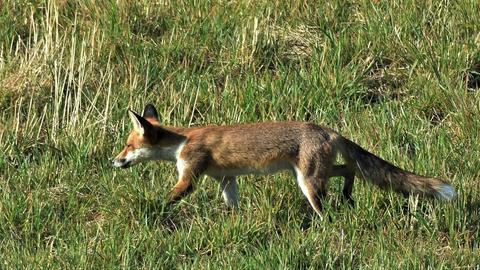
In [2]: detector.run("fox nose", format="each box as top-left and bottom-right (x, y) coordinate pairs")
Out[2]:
(112, 158), (126, 166)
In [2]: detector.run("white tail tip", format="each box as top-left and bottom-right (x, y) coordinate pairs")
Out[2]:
(436, 184), (456, 201)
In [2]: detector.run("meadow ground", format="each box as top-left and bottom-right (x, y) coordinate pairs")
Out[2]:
(0, 0), (479, 268)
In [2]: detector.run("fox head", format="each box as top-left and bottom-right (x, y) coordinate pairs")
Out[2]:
(112, 104), (162, 168)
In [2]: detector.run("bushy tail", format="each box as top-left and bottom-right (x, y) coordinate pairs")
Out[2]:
(338, 137), (456, 201)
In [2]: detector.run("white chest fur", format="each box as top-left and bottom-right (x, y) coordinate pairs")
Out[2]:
(175, 142), (187, 178)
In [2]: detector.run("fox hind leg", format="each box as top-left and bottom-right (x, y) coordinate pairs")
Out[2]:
(294, 166), (328, 220)
(329, 164), (356, 206)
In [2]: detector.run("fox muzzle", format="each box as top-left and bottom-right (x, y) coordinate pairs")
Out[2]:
(112, 158), (131, 169)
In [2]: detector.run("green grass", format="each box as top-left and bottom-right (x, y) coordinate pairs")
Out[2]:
(1, 0), (479, 268)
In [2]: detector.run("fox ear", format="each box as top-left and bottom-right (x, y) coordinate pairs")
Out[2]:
(143, 104), (159, 120)
(128, 109), (153, 136)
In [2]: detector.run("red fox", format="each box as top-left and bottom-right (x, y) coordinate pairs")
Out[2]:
(112, 104), (456, 217)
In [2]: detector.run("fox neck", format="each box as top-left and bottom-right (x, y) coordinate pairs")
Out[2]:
(143, 126), (187, 162)
(147, 141), (186, 162)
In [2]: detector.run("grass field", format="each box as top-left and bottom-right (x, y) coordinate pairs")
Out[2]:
(1, 0), (479, 268)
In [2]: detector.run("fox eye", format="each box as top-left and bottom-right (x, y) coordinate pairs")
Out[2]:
(126, 144), (132, 148)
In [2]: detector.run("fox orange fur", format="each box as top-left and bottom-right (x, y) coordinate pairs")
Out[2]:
(112, 104), (456, 218)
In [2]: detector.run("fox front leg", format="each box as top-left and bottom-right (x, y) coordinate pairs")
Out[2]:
(167, 159), (205, 204)
(169, 177), (195, 202)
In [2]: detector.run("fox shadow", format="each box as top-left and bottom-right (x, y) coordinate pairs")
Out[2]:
(136, 190), (480, 248)
(135, 198), (186, 232)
